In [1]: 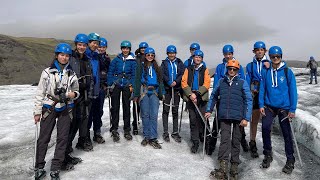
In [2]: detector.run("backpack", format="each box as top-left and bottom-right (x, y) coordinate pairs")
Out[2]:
(310, 60), (318, 70)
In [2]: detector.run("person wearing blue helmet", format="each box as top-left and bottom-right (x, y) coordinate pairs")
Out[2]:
(259, 46), (298, 174)
(160, 45), (185, 143)
(63, 34), (94, 169)
(306, 56), (318, 84)
(132, 41), (149, 135)
(107, 40), (137, 142)
(181, 50), (211, 153)
(83, 32), (101, 149)
(86, 37), (111, 145)
(245, 41), (270, 158)
(208, 44), (248, 156)
(184, 42), (207, 68)
(33, 43), (79, 180)
(133, 47), (165, 149)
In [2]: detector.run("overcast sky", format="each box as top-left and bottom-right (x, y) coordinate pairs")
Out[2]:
(1, 0), (319, 68)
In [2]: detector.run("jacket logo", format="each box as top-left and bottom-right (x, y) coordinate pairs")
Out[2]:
(280, 76), (285, 83)
(236, 83), (238, 85)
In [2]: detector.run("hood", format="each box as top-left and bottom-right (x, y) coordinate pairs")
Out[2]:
(270, 61), (286, 87)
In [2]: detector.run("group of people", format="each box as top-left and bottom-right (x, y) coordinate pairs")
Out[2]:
(33, 33), (299, 180)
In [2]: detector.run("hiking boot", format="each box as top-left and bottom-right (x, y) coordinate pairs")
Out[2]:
(111, 131), (120, 142)
(191, 140), (199, 153)
(133, 130), (139, 135)
(241, 137), (249, 152)
(229, 163), (239, 180)
(124, 131), (133, 141)
(163, 132), (170, 142)
(282, 160), (295, 174)
(171, 133), (182, 143)
(61, 161), (74, 171)
(85, 137), (93, 150)
(76, 137), (92, 151)
(93, 133), (105, 144)
(249, 140), (259, 158)
(149, 139), (162, 149)
(35, 168), (46, 180)
(141, 138), (149, 146)
(210, 160), (228, 180)
(260, 155), (273, 168)
(50, 171), (60, 180)
(65, 154), (82, 165)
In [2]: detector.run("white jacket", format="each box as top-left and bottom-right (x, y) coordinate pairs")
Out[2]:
(34, 63), (80, 115)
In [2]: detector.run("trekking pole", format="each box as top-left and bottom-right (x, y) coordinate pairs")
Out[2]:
(202, 118), (208, 160)
(108, 96), (112, 128)
(134, 101), (139, 131)
(33, 122), (39, 171)
(214, 105), (219, 137)
(178, 101), (184, 133)
(193, 102), (212, 135)
(289, 119), (303, 167)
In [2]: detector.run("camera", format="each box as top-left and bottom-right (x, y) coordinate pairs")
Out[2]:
(54, 87), (67, 103)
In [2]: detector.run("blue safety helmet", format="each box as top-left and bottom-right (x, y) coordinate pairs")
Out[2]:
(100, 38), (108, 47)
(120, 40), (131, 48)
(166, 45), (177, 53)
(222, 44), (234, 54)
(193, 50), (204, 58)
(55, 43), (72, 55)
(310, 56), (315, 60)
(190, 43), (200, 50)
(145, 47), (155, 55)
(269, 46), (282, 55)
(74, 34), (89, 44)
(88, 33), (100, 41)
(254, 41), (266, 49)
(139, 42), (149, 49)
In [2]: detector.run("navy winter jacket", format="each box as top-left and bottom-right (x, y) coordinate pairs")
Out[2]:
(206, 75), (252, 121)
(85, 48), (100, 98)
(161, 58), (185, 90)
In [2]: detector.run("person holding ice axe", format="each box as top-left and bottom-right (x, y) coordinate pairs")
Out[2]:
(259, 46), (299, 174)
(161, 45), (185, 143)
(181, 50), (211, 153)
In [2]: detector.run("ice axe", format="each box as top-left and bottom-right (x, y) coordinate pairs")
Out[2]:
(134, 101), (139, 131)
(178, 100), (184, 133)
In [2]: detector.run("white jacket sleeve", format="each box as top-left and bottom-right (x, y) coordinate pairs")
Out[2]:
(33, 70), (49, 115)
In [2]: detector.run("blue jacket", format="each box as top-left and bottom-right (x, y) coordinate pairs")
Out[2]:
(245, 55), (269, 90)
(184, 56), (207, 68)
(85, 48), (100, 98)
(213, 58), (245, 88)
(141, 64), (164, 95)
(206, 75), (252, 121)
(161, 57), (185, 90)
(259, 61), (298, 113)
(107, 53), (136, 87)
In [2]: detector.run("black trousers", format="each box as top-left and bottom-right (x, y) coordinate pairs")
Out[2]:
(187, 101), (208, 142)
(162, 88), (181, 134)
(110, 86), (131, 132)
(36, 108), (71, 171)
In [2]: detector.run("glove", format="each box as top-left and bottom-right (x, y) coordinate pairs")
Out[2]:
(106, 86), (114, 97)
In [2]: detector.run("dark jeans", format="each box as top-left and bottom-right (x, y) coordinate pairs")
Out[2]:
(110, 86), (131, 132)
(36, 108), (71, 171)
(162, 88), (181, 134)
(262, 106), (295, 161)
(310, 69), (317, 83)
(187, 101), (208, 142)
(218, 120), (241, 164)
(88, 88), (105, 134)
(66, 96), (91, 154)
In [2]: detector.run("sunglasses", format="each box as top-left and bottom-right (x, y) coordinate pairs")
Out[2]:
(270, 55), (281, 59)
(227, 67), (239, 71)
(146, 54), (155, 57)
